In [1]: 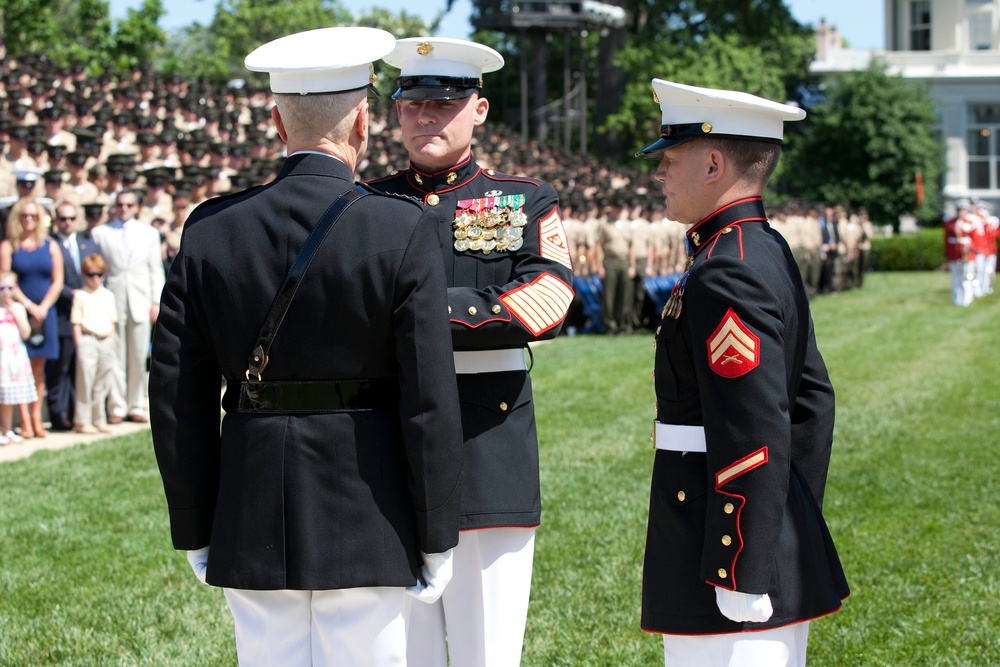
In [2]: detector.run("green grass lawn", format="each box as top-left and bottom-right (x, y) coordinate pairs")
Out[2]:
(1, 271), (998, 665)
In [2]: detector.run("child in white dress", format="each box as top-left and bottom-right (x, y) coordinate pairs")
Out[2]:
(0, 271), (39, 444)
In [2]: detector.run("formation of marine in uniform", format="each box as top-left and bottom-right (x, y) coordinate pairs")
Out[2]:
(943, 198), (998, 306)
(562, 199), (880, 336)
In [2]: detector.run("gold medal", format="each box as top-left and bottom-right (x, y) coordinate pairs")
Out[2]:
(454, 228), (468, 241)
(454, 239), (469, 252)
(469, 239), (484, 251)
(467, 226), (484, 240)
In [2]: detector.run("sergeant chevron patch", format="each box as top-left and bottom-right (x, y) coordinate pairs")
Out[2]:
(501, 274), (574, 336)
(539, 207), (573, 269)
(707, 308), (759, 378)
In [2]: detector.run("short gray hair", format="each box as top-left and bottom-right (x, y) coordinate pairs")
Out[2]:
(273, 90), (365, 143)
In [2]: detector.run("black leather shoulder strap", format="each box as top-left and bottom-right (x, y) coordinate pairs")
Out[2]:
(246, 183), (369, 380)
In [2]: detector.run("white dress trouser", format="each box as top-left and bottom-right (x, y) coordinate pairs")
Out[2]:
(663, 621), (810, 667)
(950, 261), (974, 306)
(405, 527), (536, 667)
(224, 587), (407, 667)
(110, 314), (150, 417)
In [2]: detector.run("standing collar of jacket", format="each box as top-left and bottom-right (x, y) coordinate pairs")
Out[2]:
(687, 197), (767, 257)
(406, 154), (479, 193)
(278, 151), (354, 181)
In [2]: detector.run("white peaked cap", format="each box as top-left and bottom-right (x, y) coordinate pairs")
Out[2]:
(384, 38), (504, 101)
(636, 79), (806, 159)
(245, 27), (396, 95)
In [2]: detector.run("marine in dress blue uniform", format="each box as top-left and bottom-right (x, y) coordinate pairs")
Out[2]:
(635, 80), (849, 666)
(368, 38), (574, 667)
(148, 28), (464, 667)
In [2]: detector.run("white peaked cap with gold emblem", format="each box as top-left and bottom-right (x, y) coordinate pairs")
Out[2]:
(636, 79), (806, 159)
(384, 37), (504, 101)
(244, 27), (395, 95)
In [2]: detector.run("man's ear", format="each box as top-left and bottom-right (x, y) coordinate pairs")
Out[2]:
(271, 106), (288, 143)
(353, 100), (369, 143)
(472, 95), (489, 127)
(705, 147), (725, 184)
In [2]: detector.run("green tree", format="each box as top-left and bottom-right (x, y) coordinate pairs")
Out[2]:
(787, 62), (946, 227)
(111, 0), (167, 72)
(0, 0), (58, 56)
(598, 0), (813, 157)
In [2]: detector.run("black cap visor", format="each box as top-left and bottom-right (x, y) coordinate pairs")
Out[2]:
(392, 75), (482, 101)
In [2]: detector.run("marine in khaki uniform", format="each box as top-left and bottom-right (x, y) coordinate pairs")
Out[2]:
(594, 203), (632, 334)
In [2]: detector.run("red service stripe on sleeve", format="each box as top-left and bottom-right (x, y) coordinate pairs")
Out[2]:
(715, 447), (768, 488)
(500, 274), (574, 336)
(539, 207), (573, 270)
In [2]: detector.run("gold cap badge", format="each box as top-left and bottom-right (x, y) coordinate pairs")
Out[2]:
(416, 42), (434, 56)
(701, 122), (713, 133)
(653, 91), (659, 104)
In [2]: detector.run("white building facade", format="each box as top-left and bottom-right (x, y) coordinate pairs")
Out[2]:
(812, 0), (1000, 209)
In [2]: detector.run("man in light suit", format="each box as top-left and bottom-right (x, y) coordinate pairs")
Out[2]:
(91, 188), (164, 422)
(46, 200), (103, 430)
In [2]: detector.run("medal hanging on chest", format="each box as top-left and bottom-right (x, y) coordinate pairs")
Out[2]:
(453, 195), (526, 255)
(663, 239), (695, 320)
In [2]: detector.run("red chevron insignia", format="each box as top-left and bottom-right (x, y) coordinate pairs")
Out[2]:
(706, 308), (759, 378)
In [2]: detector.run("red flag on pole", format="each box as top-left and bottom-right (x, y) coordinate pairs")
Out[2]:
(915, 172), (924, 207)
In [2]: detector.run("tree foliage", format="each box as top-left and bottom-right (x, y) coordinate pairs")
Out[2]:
(1, 0), (165, 74)
(160, 0), (436, 85)
(599, 0), (813, 155)
(786, 62), (946, 227)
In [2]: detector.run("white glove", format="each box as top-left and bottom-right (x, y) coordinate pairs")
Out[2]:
(715, 587), (773, 623)
(405, 549), (454, 604)
(186, 547), (210, 585)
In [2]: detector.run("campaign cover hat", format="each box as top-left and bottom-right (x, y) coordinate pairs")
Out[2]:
(244, 26), (395, 96)
(385, 38), (504, 101)
(636, 79), (806, 159)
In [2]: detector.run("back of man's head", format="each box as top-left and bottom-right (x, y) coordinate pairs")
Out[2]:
(273, 90), (365, 146)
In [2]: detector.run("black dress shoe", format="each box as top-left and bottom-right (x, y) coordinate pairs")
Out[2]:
(50, 418), (74, 431)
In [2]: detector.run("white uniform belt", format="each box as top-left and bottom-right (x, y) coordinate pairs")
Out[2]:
(453, 349), (527, 374)
(653, 422), (707, 453)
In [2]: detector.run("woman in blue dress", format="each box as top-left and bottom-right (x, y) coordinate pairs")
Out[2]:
(1, 196), (64, 438)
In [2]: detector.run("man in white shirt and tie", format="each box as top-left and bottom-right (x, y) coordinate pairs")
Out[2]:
(47, 201), (103, 430)
(91, 189), (165, 423)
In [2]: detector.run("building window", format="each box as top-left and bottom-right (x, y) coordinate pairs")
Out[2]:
(910, 1), (931, 51)
(967, 103), (1000, 191)
(968, 14), (992, 50)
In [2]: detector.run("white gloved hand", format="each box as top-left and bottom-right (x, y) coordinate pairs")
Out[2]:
(186, 547), (210, 585)
(715, 587), (773, 623)
(405, 549), (454, 604)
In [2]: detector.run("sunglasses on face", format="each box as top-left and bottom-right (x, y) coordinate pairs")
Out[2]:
(56, 216), (76, 222)
(85, 272), (105, 278)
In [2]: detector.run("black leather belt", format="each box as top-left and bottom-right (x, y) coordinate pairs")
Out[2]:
(238, 378), (399, 414)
